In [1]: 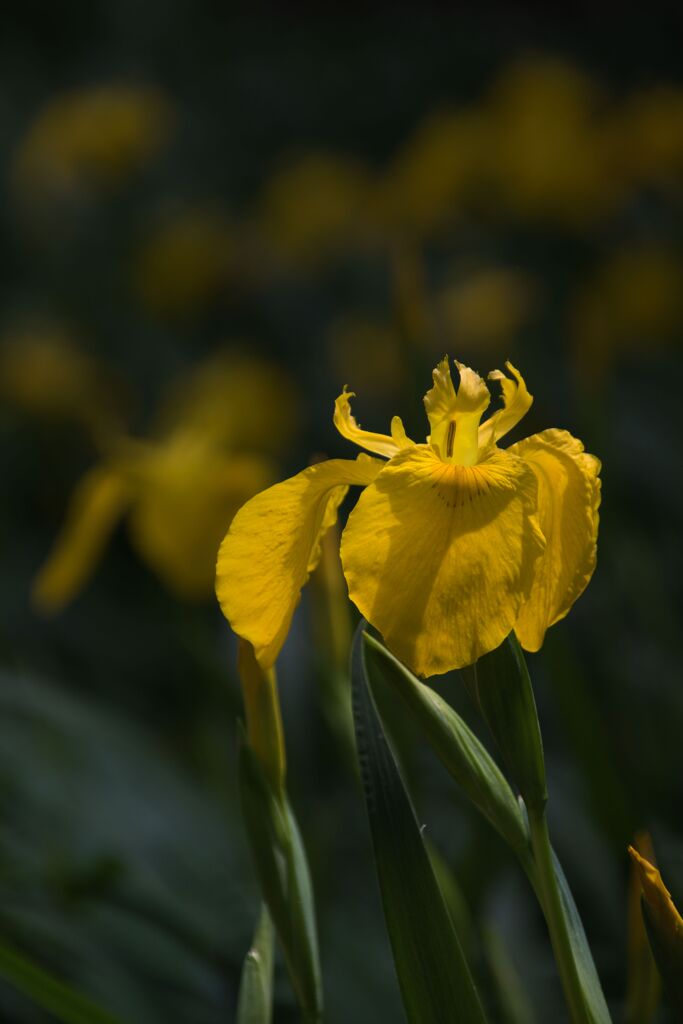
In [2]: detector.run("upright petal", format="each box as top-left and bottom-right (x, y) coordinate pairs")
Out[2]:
(334, 388), (411, 458)
(216, 456), (382, 668)
(424, 357), (490, 464)
(340, 445), (545, 676)
(423, 355), (457, 443)
(478, 362), (533, 450)
(510, 429), (601, 651)
(32, 464), (131, 612)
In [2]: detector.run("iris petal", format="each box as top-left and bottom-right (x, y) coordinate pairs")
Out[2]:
(423, 355), (458, 445)
(334, 388), (411, 458)
(510, 428), (601, 651)
(478, 361), (533, 449)
(33, 464), (131, 612)
(216, 455), (382, 668)
(340, 444), (545, 676)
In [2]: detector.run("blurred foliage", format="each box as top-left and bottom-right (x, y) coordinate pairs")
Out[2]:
(1, 3), (682, 1021)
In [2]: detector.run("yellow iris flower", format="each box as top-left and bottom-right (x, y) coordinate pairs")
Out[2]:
(33, 354), (295, 608)
(12, 85), (172, 201)
(34, 429), (274, 608)
(216, 358), (600, 677)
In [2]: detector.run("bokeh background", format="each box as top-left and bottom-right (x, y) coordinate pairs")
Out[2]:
(1, 3), (682, 1021)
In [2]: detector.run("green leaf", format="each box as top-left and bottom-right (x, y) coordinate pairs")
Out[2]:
(465, 633), (547, 816)
(352, 624), (489, 1024)
(550, 852), (613, 1024)
(0, 941), (123, 1024)
(237, 728), (323, 1023)
(363, 633), (611, 1023)
(236, 904), (274, 1024)
(473, 637), (610, 1024)
(363, 631), (531, 862)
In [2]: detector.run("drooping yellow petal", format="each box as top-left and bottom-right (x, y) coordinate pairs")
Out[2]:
(511, 429), (600, 651)
(216, 456), (382, 668)
(478, 362), (533, 450)
(32, 464), (131, 612)
(340, 444), (545, 676)
(333, 388), (411, 458)
(424, 357), (490, 464)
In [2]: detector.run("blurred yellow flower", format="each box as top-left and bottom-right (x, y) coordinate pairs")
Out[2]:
(134, 208), (235, 317)
(437, 268), (537, 354)
(33, 354), (293, 608)
(0, 325), (124, 437)
(255, 154), (373, 266)
(486, 59), (616, 225)
(610, 87), (683, 188)
(571, 246), (683, 380)
(217, 358), (600, 677)
(155, 351), (299, 453)
(33, 429), (274, 608)
(375, 110), (490, 237)
(12, 84), (172, 201)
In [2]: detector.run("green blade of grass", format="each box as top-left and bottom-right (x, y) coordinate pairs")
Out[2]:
(0, 941), (123, 1024)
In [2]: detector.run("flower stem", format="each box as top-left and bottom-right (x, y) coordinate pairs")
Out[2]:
(238, 639), (287, 796)
(528, 809), (589, 1024)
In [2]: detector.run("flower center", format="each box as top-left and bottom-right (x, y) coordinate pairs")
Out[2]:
(425, 359), (491, 467)
(441, 409), (484, 466)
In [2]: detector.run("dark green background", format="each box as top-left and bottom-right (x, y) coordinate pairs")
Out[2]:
(1, 5), (682, 1021)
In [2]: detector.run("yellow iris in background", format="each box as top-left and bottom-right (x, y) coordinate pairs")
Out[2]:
(33, 355), (293, 609)
(216, 358), (600, 677)
(12, 84), (172, 202)
(34, 429), (274, 608)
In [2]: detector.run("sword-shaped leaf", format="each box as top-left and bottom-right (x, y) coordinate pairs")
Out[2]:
(352, 624), (489, 1024)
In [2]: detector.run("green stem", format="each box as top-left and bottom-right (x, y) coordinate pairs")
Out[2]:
(528, 810), (589, 1024)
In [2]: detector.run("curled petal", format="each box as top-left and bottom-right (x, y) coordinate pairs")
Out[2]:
(216, 456), (382, 668)
(453, 360), (491, 412)
(340, 445), (545, 676)
(478, 361), (533, 449)
(511, 429), (601, 651)
(334, 388), (411, 458)
(32, 464), (131, 612)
